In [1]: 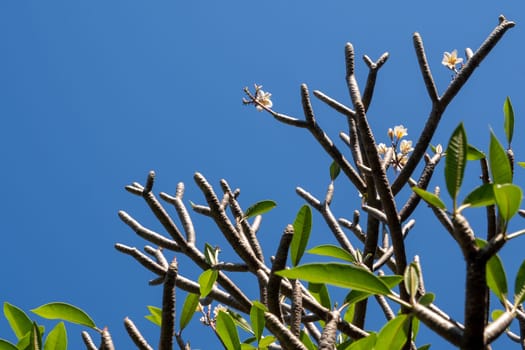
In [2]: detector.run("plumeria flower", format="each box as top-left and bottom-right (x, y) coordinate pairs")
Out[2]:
(399, 139), (414, 155)
(442, 50), (463, 72)
(213, 304), (227, 319)
(389, 125), (408, 140)
(382, 125), (412, 172)
(377, 143), (388, 155)
(254, 84), (273, 111)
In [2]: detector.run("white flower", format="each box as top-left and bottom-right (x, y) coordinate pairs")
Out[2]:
(213, 304), (227, 319)
(435, 144), (443, 154)
(442, 50), (463, 71)
(377, 143), (388, 155)
(399, 139), (414, 154)
(255, 86), (273, 111)
(393, 125), (408, 140)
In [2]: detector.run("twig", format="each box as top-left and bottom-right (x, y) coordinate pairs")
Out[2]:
(399, 152), (442, 221)
(159, 183), (196, 244)
(118, 211), (180, 251)
(193, 172), (263, 272)
(362, 52), (389, 110)
(296, 187), (357, 257)
(81, 331), (98, 350)
(115, 243), (167, 276)
(313, 90), (355, 117)
(412, 33), (439, 103)
(220, 179), (265, 262)
(124, 318), (154, 350)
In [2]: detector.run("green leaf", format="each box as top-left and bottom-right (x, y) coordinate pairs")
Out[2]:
(462, 184), (495, 208)
(504, 96), (514, 146)
(445, 123), (468, 206)
(411, 317), (420, 341)
(308, 283), (331, 309)
(44, 322), (67, 350)
(518, 162), (525, 168)
(330, 161), (341, 181)
(276, 263), (393, 295)
(344, 275), (403, 305)
(250, 302), (266, 342)
(299, 330), (317, 350)
(31, 302), (96, 329)
(412, 187), (446, 210)
(17, 325), (45, 350)
(404, 263), (420, 300)
(179, 293), (200, 331)
(227, 309), (253, 335)
(375, 314), (409, 350)
(342, 303), (355, 324)
(489, 131), (512, 184)
(243, 200), (276, 220)
(486, 253), (508, 302)
(467, 144), (485, 161)
(258, 335), (276, 348)
(198, 269), (218, 297)
(514, 259), (525, 306)
(216, 310), (241, 350)
(491, 309), (504, 321)
(291, 205), (312, 266)
(417, 345), (431, 350)
(204, 243), (218, 265)
(145, 306), (162, 327)
(381, 275), (405, 288)
(307, 245), (355, 262)
(344, 333), (377, 350)
(3, 302), (33, 340)
(0, 339), (19, 350)
(418, 293), (435, 306)
(28, 322), (42, 350)
(240, 344), (256, 350)
(493, 184), (523, 222)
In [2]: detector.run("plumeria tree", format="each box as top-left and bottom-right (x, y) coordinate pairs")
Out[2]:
(1, 14), (524, 350)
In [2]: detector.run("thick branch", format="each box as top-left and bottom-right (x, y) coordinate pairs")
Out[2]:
(159, 258), (177, 350)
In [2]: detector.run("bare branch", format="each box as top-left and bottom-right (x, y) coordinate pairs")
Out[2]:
(220, 179), (264, 262)
(124, 318), (154, 350)
(361, 52), (389, 110)
(313, 90), (355, 118)
(115, 243), (167, 276)
(159, 258), (177, 350)
(412, 33), (439, 103)
(193, 172), (263, 272)
(268, 224), (294, 322)
(118, 211), (180, 251)
(265, 312), (308, 350)
(81, 331), (98, 350)
(290, 279), (303, 337)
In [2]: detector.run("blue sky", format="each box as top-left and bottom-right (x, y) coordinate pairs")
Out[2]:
(1, 1), (524, 349)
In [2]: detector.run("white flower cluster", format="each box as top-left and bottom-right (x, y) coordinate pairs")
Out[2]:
(199, 303), (226, 327)
(377, 125), (414, 171)
(254, 84), (273, 111)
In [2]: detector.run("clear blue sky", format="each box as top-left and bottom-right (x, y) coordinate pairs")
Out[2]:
(1, 2), (524, 349)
